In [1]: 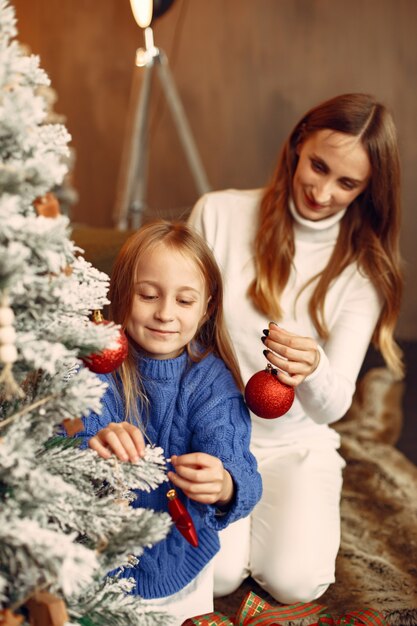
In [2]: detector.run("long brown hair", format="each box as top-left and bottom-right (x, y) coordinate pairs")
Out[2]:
(248, 93), (404, 377)
(109, 220), (244, 422)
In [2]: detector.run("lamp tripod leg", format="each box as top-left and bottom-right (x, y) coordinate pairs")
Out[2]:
(156, 51), (211, 196)
(114, 62), (154, 230)
(115, 45), (210, 230)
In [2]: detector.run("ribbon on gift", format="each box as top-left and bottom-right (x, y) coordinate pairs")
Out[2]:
(313, 609), (388, 626)
(181, 591), (389, 626)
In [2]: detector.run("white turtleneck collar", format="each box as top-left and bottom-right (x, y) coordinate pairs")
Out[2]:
(289, 198), (347, 244)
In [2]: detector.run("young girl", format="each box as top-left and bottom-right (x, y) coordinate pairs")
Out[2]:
(79, 220), (262, 624)
(188, 93), (404, 604)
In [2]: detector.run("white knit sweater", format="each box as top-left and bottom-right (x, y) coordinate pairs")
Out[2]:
(189, 189), (382, 445)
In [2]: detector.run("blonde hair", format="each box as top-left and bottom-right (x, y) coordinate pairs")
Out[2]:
(248, 93), (404, 378)
(109, 220), (244, 422)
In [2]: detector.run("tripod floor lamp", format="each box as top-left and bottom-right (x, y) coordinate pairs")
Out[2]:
(114, 0), (211, 230)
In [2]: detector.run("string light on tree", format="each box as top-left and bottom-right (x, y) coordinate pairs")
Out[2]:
(0, 292), (23, 400)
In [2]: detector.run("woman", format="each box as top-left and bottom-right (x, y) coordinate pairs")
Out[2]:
(188, 93), (403, 604)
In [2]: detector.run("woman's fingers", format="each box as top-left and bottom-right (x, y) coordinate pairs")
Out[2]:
(263, 324), (320, 382)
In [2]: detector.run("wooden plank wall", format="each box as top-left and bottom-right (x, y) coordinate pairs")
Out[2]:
(11, 0), (417, 339)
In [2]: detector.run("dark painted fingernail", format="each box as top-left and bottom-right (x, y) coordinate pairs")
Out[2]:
(262, 329), (269, 336)
(263, 349), (269, 357)
(261, 336), (267, 344)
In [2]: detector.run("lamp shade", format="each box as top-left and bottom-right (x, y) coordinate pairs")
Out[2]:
(130, 0), (153, 28)
(130, 0), (176, 28)
(152, 0), (176, 21)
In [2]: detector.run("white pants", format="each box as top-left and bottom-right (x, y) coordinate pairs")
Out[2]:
(141, 560), (214, 625)
(213, 440), (345, 604)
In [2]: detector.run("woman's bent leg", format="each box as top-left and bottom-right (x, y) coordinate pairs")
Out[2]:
(213, 514), (251, 597)
(250, 443), (345, 604)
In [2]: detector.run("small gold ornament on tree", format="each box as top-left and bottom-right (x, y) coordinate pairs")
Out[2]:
(33, 192), (60, 218)
(0, 609), (24, 626)
(61, 417), (84, 436)
(25, 591), (68, 626)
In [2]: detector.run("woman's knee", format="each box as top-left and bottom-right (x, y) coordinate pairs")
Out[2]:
(253, 564), (331, 604)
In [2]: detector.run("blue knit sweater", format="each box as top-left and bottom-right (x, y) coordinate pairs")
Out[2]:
(80, 350), (262, 599)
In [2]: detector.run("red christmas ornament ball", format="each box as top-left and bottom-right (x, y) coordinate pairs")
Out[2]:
(244, 365), (295, 419)
(82, 312), (128, 374)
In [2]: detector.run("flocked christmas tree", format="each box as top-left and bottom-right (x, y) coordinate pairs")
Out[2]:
(0, 2), (172, 624)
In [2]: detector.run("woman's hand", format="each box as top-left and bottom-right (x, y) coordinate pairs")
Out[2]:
(262, 322), (320, 387)
(88, 421), (146, 462)
(168, 452), (234, 506)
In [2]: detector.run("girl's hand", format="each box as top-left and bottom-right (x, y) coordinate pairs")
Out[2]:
(168, 453), (234, 506)
(263, 322), (320, 387)
(88, 421), (146, 463)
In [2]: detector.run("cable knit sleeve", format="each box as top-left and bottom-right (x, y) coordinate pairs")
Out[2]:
(187, 357), (263, 530)
(296, 273), (382, 424)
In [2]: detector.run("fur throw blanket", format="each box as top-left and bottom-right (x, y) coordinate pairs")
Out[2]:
(214, 367), (417, 625)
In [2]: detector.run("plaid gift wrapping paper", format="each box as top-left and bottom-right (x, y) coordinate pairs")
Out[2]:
(181, 591), (389, 626)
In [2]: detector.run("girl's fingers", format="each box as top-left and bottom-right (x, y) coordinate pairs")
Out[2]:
(88, 436), (112, 459)
(170, 453), (222, 481)
(97, 430), (132, 461)
(168, 471), (218, 493)
(111, 429), (142, 462)
(169, 464), (219, 484)
(168, 472), (223, 504)
(89, 422), (145, 463)
(122, 423), (146, 457)
(171, 452), (212, 468)
(169, 454), (233, 505)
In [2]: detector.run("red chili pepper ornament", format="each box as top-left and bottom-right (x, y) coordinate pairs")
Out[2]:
(167, 488), (199, 547)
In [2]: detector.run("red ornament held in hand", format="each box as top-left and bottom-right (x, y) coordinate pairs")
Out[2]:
(82, 310), (128, 374)
(245, 364), (295, 419)
(167, 488), (199, 547)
